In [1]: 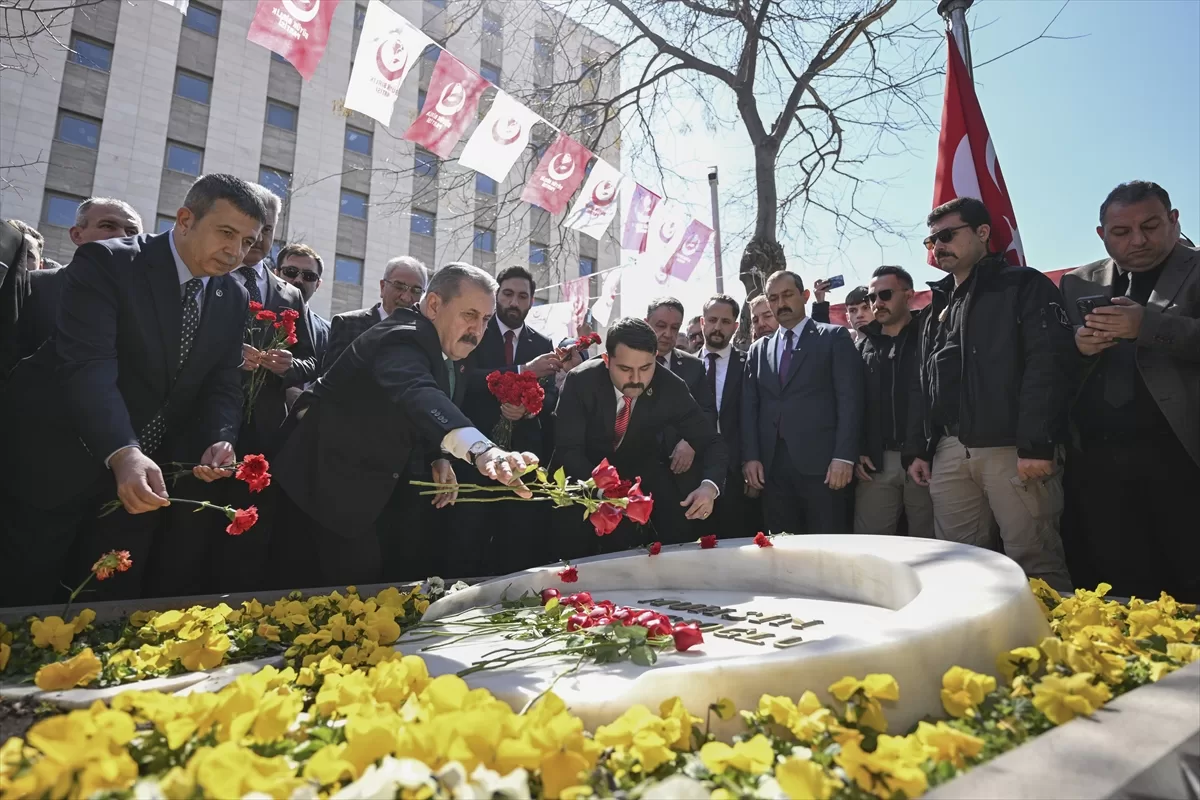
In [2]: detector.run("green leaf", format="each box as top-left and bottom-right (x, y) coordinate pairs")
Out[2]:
(625, 625), (648, 642)
(536, 468), (549, 484)
(554, 466), (566, 489)
(630, 645), (657, 667)
(594, 643), (624, 663)
(1137, 634), (1168, 653)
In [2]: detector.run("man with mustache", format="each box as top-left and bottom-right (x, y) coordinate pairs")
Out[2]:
(272, 263), (539, 587)
(905, 197), (1075, 588)
(553, 317), (726, 556)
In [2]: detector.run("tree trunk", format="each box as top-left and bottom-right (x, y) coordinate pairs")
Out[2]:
(735, 140), (787, 348)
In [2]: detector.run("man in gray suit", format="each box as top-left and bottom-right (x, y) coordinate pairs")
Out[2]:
(1060, 180), (1199, 601)
(742, 270), (864, 534)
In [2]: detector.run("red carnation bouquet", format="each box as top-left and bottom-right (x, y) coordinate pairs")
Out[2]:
(244, 301), (301, 420)
(554, 331), (601, 361)
(485, 369), (545, 448)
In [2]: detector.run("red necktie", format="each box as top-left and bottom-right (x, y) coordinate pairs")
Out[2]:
(614, 395), (632, 448)
(504, 330), (515, 366)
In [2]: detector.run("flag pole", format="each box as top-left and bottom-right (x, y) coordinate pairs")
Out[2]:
(708, 167), (724, 294)
(937, 0), (975, 77)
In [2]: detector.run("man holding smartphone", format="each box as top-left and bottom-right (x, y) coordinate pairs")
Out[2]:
(1059, 181), (1199, 601)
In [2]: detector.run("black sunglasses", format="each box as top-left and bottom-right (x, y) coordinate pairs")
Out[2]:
(923, 223), (972, 250)
(279, 265), (320, 282)
(867, 289), (897, 304)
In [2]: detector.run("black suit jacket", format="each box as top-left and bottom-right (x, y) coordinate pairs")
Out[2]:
(15, 265), (65, 362)
(462, 318), (557, 456)
(0, 222), (30, 380)
(0, 232), (247, 507)
(274, 308), (474, 536)
(307, 309), (331, 367)
(322, 303), (382, 375)
(553, 358), (727, 491)
(700, 347), (747, 471)
(659, 347), (717, 492)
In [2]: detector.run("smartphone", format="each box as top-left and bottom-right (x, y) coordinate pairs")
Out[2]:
(1075, 294), (1112, 317)
(826, 275), (845, 290)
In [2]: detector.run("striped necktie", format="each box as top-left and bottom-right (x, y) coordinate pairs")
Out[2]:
(614, 395), (631, 448)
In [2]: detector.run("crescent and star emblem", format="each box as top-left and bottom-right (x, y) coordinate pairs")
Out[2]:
(375, 36), (408, 82)
(547, 153), (575, 181)
(434, 82), (466, 115)
(281, 0), (320, 23)
(491, 118), (522, 145)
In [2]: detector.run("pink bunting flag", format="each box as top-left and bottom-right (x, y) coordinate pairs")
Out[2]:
(621, 184), (661, 253)
(663, 219), (713, 282)
(402, 53), (490, 158)
(246, 0), (340, 81)
(520, 132), (593, 215)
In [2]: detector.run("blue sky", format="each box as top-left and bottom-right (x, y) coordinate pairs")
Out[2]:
(622, 0), (1200, 293)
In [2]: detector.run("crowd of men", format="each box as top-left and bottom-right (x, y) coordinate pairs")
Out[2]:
(0, 175), (1195, 607)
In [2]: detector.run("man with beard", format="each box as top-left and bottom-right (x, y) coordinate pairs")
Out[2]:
(905, 197), (1074, 588)
(322, 256), (427, 373)
(458, 266), (561, 574)
(698, 294), (748, 537)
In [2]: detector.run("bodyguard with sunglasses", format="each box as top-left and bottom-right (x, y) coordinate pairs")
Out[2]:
(904, 197), (1076, 589)
(274, 243), (330, 373)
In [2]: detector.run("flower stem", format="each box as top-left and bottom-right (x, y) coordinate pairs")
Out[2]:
(62, 573), (93, 618)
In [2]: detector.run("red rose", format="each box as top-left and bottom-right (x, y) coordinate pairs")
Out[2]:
(625, 481), (654, 525)
(754, 531), (773, 548)
(566, 614), (588, 631)
(541, 588), (560, 604)
(558, 565), (578, 583)
(647, 541), (662, 556)
(591, 459), (621, 492)
(225, 505), (259, 536)
(573, 592), (593, 606)
(671, 623), (704, 652)
(699, 534), (718, 549)
(248, 301), (264, 312)
(255, 310), (277, 322)
(589, 502), (623, 536)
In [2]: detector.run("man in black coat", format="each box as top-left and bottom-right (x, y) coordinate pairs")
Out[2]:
(553, 318), (727, 558)
(696, 294), (749, 538)
(321, 255), (428, 374)
(0, 174), (266, 604)
(0, 221), (31, 382)
(272, 263), (540, 589)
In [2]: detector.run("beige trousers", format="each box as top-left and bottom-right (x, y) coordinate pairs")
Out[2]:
(854, 450), (934, 537)
(929, 436), (1072, 588)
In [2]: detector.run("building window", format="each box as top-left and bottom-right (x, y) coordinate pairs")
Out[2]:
(479, 61), (500, 84)
(474, 228), (495, 253)
(156, 216), (175, 234)
(581, 109), (598, 129)
(529, 242), (547, 266)
(44, 193), (82, 228)
(183, 2), (220, 36)
(534, 38), (553, 61)
(475, 173), (497, 195)
(580, 256), (595, 277)
(56, 112), (100, 149)
(417, 89), (427, 110)
(67, 35), (112, 71)
(271, 51), (290, 64)
(427, 0), (447, 8)
(411, 210), (435, 237)
(265, 101), (298, 131)
(340, 190), (368, 219)
(165, 141), (203, 175)
(422, 45), (439, 63)
(414, 149), (438, 177)
(483, 10), (502, 36)
(334, 256), (364, 285)
(259, 167), (291, 199)
(175, 70), (212, 104)
(345, 126), (372, 155)
(354, 3), (367, 29)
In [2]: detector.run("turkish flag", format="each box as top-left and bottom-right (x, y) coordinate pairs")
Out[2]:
(246, 0), (340, 81)
(402, 53), (489, 158)
(520, 133), (593, 215)
(931, 31), (1025, 267)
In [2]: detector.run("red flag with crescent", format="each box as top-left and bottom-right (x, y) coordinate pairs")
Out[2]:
(402, 53), (489, 158)
(247, 0), (340, 81)
(520, 132), (593, 215)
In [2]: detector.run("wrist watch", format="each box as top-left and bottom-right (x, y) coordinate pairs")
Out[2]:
(467, 440), (496, 463)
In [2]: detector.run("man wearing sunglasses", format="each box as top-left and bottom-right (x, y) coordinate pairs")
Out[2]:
(904, 197), (1075, 588)
(854, 266), (933, 537)
(274, 243), (329, 374)
(322, 255), (428, 374)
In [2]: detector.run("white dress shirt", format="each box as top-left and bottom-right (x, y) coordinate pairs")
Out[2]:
(240, 259), (269, 303)
(376, 304), (387, 322)
(700, 343), (733, 417)
(497, 319), (526, 372)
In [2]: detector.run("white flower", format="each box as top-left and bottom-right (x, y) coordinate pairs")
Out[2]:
(471, 764), (531, 799)
(331, 757), (434, 799)
(130, 778), (166, 799)
(642, 775), (710, 799)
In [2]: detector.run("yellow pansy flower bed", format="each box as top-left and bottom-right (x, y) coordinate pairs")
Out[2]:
(1, 581), (1197, 799)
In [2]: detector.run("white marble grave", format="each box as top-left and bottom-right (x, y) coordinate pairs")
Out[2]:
(401, 535), (1051, 732)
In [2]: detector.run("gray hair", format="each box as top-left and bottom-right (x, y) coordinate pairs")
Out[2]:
(183, 173), (268, 224)
(253, 185), (283, 220)
(426, 262), (498, 303)
(74, 197), (143, 231)
(384, 255), (428, 286)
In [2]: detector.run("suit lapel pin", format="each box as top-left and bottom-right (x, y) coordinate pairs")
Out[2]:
(215, 289), (223, 297)
(646, 387), (654, 397)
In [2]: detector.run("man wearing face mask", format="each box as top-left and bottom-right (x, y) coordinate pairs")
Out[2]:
(322, 255), (427, 374)
(272, 264), (539, 588)
(905, 197), (1076, 588)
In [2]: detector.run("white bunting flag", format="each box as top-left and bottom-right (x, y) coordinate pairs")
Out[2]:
(639, 200), (689, 279)
(589, 266), (623, 328)
(564, 159), (628, 241)
(458, 91), (543, 183)
(157, 0), (189, 11)
(344, 0), (431, 126)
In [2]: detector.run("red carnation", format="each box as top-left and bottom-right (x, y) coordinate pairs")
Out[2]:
(279, 308), (300, 322)
(255, 310), (277, 322)
(234, 454), (271, 493)
(699, 534), (718, 549)
(285, 333), (298, 346)
(248, 301), (264, 312)
(647, 541), (662, 556)
(225, 506), (258, 536)
(591, 459), (621, 492)
(671, 623), (704, 652)
(558, 565), (578, 583)
(754, 531), (773, 548)
(625, 480), (653, 525)
(92, 549), (133, 581)
(589, 502), (623, 536)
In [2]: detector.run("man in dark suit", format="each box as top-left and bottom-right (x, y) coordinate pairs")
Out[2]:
(15, 198), (144, 363)
(274, 242), (331, 374)
(553, 318), (727, 557)
(321, 255), (428, 374)
(697, 294), (749, 537)
(459, 266), (562, 574)
(0, 221), (32, 381)
(272, 263), (539, 589)
(743, 270), (864, 536)
(0, 174), (265, 604)
(1060, 181), (1199, 601)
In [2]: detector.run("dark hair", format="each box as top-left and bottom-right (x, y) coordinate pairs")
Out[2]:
(845, 286), (870, 306)
(703, 294), (740, 319)
(927, 196), (991, 230)
(183, 173), (268, 224)
(1099, 181), (1173, 225)
(765, 270), (804, 293)
(871, 265), (914, 289)
(496, 265), (536, 294)
(276, 243), (324, 276)
(646, 296), (685, 318)
(606, 317), (658, 355)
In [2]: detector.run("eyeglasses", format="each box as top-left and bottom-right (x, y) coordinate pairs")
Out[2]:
(279, 265), (321, 282)
(923, 224), (972, 251)
(867, 289), (896, 304)
(382, 279), (424, 298)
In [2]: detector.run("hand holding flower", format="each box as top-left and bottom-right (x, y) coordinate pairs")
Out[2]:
(193, 441), (236, 482)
